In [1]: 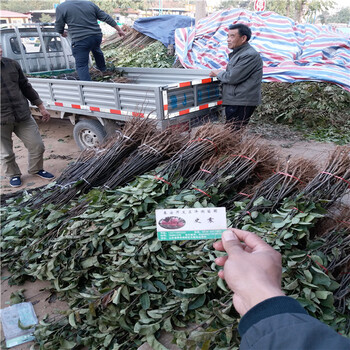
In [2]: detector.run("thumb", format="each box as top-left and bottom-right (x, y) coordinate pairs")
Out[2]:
(222, 229), (243, 255)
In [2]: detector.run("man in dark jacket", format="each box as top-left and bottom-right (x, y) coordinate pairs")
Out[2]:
(55, 0), (126, 81)
(0, 45), (54, 188)
(209, 23), (263, 129)
(214, 228), (350, 350)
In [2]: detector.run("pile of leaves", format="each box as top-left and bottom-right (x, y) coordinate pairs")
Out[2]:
(102, 27), (175, 69)
(1, 122), (350, 349)
(254, 82), (350, 145)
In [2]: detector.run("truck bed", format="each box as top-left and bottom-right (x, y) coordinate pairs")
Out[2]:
(29, 67), (222, 128)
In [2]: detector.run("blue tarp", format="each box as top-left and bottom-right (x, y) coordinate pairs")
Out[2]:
(133, 15), (195, 47)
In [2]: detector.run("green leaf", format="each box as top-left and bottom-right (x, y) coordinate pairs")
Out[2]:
(134, 321), (161, 335)
(81, 256), (98, 269)
(146, 334), (168, 350)
(311, 269), (331, 287)
(60, 339), (76, 349)
(142, 280), (157, 293)
(217, 277), (229, 291)
(18, 319), (35, 330)
(103, 334), (114, 347)
(304, 270), (313, 283)
(183, 195), (197, 202)
(140, 292), (150, 310)
(154, 280), (167, 292)
(121, 285), (130, 301)
(188, 294), (206, 310)
(10, 290), (25, 305)
(68, 312), (77, 329)
(315, 291), (332, 300)
(284, 279), (299, 291)
(121, 219), (130, 230)
(183, 283), (208, 295)
(149, 239), (161, 252)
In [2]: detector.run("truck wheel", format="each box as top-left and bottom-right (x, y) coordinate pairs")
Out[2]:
(73, 119), (106, 150)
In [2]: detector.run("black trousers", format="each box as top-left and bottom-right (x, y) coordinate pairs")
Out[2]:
(225, 105), (256, 129)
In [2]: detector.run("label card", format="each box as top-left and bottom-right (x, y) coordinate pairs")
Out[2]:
(156, 207), (226, 241)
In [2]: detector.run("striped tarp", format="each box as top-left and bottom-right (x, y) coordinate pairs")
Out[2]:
(175, 9), (350, 92)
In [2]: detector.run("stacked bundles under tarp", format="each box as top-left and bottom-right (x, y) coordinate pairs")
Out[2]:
(175, 9), (350, 91)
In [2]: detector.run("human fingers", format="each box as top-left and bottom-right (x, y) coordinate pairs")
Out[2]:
(231, 228), (273, 252)
(221, 229), (245, 256)
(41, 113), (50, 122)
(214, 238), (250, 253)
(213, 240), (224, 251)
(215, 255), (228, 266)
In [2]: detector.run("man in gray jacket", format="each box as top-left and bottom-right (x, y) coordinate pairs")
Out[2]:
(210, 24), (263, 129)
(55, 0), (125, 81)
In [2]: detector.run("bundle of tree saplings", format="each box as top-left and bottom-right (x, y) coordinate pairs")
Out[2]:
(297, 146), (350, 208)
(206, 136), (273, 195)
(310, 208), (350, 317)
(232, 158), (317, 225)
(104, 128), (184, 189)
(158, 123), (237, 183)
(23, 119), (165, 208)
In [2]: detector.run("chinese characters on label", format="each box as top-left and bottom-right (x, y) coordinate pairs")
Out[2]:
(156, 207), (226, 241)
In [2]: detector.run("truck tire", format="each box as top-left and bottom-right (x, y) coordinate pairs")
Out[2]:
(73, 119), (106, 150)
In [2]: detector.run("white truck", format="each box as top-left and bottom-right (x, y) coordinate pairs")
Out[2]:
(0, 23), (222, 149)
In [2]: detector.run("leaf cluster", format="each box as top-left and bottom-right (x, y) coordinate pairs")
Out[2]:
(104, 41), (175, 69)
(254, 82), (350, 145)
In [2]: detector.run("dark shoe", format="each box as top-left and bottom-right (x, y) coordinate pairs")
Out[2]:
(35, 170), (55, 180)
(10, 176), (22, 187)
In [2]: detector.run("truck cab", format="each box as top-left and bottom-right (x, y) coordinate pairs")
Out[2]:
(0, 23), (74, 74)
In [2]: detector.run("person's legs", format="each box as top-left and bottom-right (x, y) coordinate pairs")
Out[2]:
(14, 116), (45, 174)
(71, 37), (92, 81)
(0, 123), (22, 177)
(225, 105), (256, 129)
(91, 35), (106, 72)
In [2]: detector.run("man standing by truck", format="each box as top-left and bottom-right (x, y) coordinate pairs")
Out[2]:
(209, 24), (263, 129)
(0, 45), (55, 188)
(55, 0), (126, 81)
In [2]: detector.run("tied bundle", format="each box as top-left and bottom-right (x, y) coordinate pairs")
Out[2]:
(182, 155), (223, 190)
(236, 158), (316, 216)
(28, 119), (155, 208)
(311, 208), (350, 315)
(102, 27), (156, 52)
(104, 128), (184, 189)
(297, 146), (350, 208)
(158, 123), (237, 183)
(206, 136), (272, 195)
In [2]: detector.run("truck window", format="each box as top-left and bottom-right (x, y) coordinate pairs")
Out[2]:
(46, 37), (62, 52)
(9, 35), (63, 54)
(10, 37), (26, 54)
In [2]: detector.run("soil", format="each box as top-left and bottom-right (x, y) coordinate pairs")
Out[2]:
(0, 118), (80, 196)
(0, 118), (349, 349)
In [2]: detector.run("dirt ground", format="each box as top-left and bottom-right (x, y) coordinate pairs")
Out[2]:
(0, 118), (80, 195)
(0, 118), (349, 349)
